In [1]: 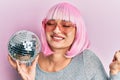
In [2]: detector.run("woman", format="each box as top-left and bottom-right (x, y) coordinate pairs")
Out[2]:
(8, 2), (120, 80)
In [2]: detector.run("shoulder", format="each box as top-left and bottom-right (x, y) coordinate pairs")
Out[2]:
(73, 49), (103, 71)
(82, 49), (100, 61)
(81, 49), (108, 79)
(73, 49), (108, 79)
(82, 49), (97, 57)
(82, 49), (102, 68)
(76, 49), (100, 62)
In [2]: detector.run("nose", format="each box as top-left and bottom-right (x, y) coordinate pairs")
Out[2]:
(53, 25), (62, 33)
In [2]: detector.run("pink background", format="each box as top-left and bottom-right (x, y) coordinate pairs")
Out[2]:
(1, 0), (120, 80)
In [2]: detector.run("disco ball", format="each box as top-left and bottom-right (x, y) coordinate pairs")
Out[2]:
(8, 30), (41, 63)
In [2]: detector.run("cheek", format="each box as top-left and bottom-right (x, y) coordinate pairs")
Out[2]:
(67, 31), (76, 42)
(45, 28), (51, 32)
(45, 25), (52, 32)
(64, 29), (72, 33)
(45, 26), (55, 32)
(45, 32), (50, 39)
(68, 29), (76, 37)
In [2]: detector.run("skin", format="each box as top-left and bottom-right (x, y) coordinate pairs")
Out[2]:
(8, 19), (120, 80)
(38, 19), (76, 72)
(109, 50), (120, 75)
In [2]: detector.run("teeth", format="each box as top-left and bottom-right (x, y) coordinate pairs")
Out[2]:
(53, 36), (63, 40)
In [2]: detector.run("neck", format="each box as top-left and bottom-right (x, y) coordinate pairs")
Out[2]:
(39, 49), (72, 72)
(47, 53), (71, 72)
(47, 50), (65, 63)
(49, 53), (66, 64)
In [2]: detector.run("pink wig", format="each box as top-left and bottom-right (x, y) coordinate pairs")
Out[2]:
(40, 2), (90, 58)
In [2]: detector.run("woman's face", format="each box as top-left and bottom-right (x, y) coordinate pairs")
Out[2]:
(44, 19), (76, 51)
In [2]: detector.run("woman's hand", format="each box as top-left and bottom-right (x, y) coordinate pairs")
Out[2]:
(8, 55), (39, 80)
(109, 50), (120, 75)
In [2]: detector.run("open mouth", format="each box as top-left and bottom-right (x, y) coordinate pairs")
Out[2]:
(51, 34), (65, 41)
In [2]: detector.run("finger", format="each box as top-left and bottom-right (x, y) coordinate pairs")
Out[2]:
(16, 60), (25, 74)
(112, 54), (117, 62)
(114, 50), (120, 61)
(16, 61), (27, 70)
(31, 55), (39, 68)
(110, 61), (117, 69)
(8, 55), (17, 68)
(16, 60), (21, 73)
(109, 61), (120, 75)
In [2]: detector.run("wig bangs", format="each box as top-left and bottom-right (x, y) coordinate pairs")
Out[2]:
(45, 3), (80, 25)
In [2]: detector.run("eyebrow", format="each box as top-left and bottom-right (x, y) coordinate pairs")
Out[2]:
(47, 19), (72, 24)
